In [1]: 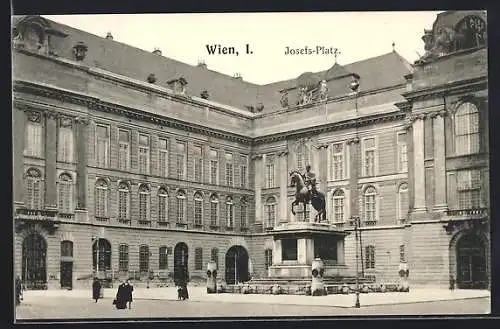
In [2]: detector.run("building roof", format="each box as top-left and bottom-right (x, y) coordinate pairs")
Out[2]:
(13, 15), (414, 112)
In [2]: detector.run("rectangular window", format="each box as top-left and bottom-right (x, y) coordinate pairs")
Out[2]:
(118, 130), (130, 171)
(118, 189), (129, 220)
(158, 193), (168, 223)
(332, 143), (344, 180)
(210, 149), (218, 185)
(158, 139), (169, 177)
(193, 145), (203, 182)
(60, 241), (73, 257)
(57, 181), (73, 213)
(159, 246), (168, 270)
(58, 126), (74, 163)
(119, 244), (129, 272)
(226, 203), (234, 227)
(240, 204), (247, 228)
(333, 195), (344, 223)
(25, 116), (43, 157)
(397, 132), (408, 173)
(139, 192), (150, 222)
(210, 201), (218, 226)
(363, 138), (376, 177)
(265, 249), (273, 270)
(176, 142), (186, 180)
(194, 198), (203, 226)
(139, 245), (150, 274)
(266, 204), (275, 227)
(240, 155), (248, 188)
(138, 134), (150, 174)
(195, 248), (203, 270)
(225, 153), (233, 187)
(177, 197), (185, 223)
(457, 170), (482, 209)
(365, 245), (375, 269)
(96, 125), (109, 168)
(266, 159), (275, 188)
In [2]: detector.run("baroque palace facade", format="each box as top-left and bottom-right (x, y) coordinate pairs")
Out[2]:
(12, 11), (489, 290)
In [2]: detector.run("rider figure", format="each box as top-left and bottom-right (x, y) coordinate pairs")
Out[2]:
(303, 165), (318, 197)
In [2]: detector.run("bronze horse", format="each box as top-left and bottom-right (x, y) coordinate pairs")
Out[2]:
(289, 170), (326, 222)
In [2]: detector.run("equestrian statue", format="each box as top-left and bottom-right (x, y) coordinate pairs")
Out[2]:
(289, 165), (326, 222)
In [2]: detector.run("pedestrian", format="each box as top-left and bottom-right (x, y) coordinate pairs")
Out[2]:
(15, 276), (23, 306)
(125, 279), (134, 309)
(181, 280), (189, 300)
(113, 280), (127, 309)
(92, 277), (102, 303)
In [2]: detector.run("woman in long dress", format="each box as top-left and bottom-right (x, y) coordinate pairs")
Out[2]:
(92, 278), (101, 303)
(114, 280), (127, 309)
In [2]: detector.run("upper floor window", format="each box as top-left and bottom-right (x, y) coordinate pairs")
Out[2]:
(118, 130), (130, 171)
(331, 143), (345, 180)
(455, 102), (480, 156)
(118, 182), (130, 221)
(397, 132), (408, 173)
(225, 153), (234, 187)
(158, 188), (168, 223)
(225, 196), (234, 228)
(57, 173), (73, 213)
(95, 179), (109, 218)
(210, 194), (219, 227)
(209, 149), (219, 185)
(25, 168), (43, 209)
(363, 186), (377, 225)
(194, 192), (203, 226)
(240, 197), (248, 229)
(193, 145), (203, 182)
(58, 118), (74, 163)
(265, 196), (276, 228)
(265, 155), (275, 188)
(240, 155), (248, 188)
(362, 138), (376, 177)
(138, 184), (150, 222)
(332, 189), (345, 223)
(158, 138), (169, 177)
(457, 169), (482, 209)
(25, 112), (43, 157)
(176, 142), (186, 180)
(138, 134), (150, 174)
(176, 190), (186, 223)
(365, 245), (375, 269)
(296, 142), (309, 172)
(95, 125), (109, 168)
(398, 183), (409, 224)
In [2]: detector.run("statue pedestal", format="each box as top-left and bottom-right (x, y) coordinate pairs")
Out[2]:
(268, 222), (350, 279)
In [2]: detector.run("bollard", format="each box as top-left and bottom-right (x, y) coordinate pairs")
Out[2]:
(206, 260), (217, 293)
(311, 258), (326, 296)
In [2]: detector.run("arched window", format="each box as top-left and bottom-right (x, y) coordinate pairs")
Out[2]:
(226, 196), (234, 228)
(211, 248), (219, 268)
(158, 188), (168, 224)
(240, 197), (248, 229)
(176, 190), (186, 224)
(139, 184), (150, 222)
(455, 15), (487, 50)
(363, 186), (377, 225)
(398, 183), (409, 224)
(118, 244), (129, 272)
(57, 173), (73, 213)
(333, 189), (345, 223)
(265, 196), (276, 228)
(455, 102), (480, 155)
(95, 179), (108, 218)
(118, 182), (130, 222)
(210, 194), (219, 227)
(92, 238), (111, 271)
(194, 192), (203, 226)
(25, 168), (43, 209)
(139, 245), (150, 274)
(159, 246), (168, 270)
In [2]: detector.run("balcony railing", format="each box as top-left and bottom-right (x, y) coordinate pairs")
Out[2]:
(363, 220), (377, 227)
(446, 208), (488, 217)
(176, 222), (188, 229)
(138, 220), (152, 226)
(95, 216), (109, 222)
(58, 213), (75, 220)
(157, 221), (170, 228)
(16, 208), (58, 221)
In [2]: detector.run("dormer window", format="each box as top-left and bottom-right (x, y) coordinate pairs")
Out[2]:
(12, 16), (67, 55)
(167, 77), (188, 94)
(455, 15), (487, 50)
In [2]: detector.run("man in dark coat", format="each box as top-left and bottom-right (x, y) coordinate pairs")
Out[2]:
(114, 280), (127, 309)
(92, 278), (101, 303)
(125, 279), (134, 309)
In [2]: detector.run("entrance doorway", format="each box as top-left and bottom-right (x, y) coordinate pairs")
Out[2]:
(225, 245), (249, 284)
(174, 242), (189, 285)
(456, 234), (487, 289)
(60, 262), (73, 289)
(22, 233), (47, 289)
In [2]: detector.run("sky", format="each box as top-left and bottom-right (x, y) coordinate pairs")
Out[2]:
(42, 12), (442, 85)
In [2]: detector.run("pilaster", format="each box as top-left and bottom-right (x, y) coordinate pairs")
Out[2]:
(44, 111), (58, 209)
(431, 110), (448, 211)
(347, 137), (360, 217)
(278, 150), (289, 223)
(337, 239), (345, 265)
(252, 153), (264, 228)
(411, 114), (427, 212)
(316, 144), (329, 193)
(75, 117), (89, 210)
(14, 108), (26, 205)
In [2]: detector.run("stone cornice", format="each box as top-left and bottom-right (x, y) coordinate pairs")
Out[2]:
(402, 76), (487, 102)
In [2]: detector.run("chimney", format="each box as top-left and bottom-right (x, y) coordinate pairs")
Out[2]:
(152, 48), (162, 56)
(233, 73), (242, 80)
(197, 60), (207, 69)
(105, 32), (113, 40)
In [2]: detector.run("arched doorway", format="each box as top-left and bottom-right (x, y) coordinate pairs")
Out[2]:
(174, 242), (189, 285)
(456, 234), (487, 289)
(225, 245), (249, 284)
(22, 233), (47, 289)
(92, 238), (112, 276)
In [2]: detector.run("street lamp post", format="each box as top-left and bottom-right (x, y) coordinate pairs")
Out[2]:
(351, 216), (361, 308)
(92, 236), (100, 277)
